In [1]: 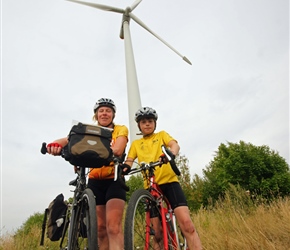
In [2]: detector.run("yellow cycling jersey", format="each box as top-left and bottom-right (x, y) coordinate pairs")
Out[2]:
(88, 124), (128, 180)
(127, 130), (179, 189)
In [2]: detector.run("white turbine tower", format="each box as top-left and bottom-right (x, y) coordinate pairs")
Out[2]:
(66, 0), (192, 143)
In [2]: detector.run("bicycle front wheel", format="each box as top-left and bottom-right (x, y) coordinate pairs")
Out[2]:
(67, 188), (98, 250)
(125, 189), (161, 250)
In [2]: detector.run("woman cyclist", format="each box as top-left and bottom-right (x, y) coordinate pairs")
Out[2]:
(47, 98), (128, 250)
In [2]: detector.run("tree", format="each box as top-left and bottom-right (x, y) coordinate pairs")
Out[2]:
(176, 154), (203, 211)
(16, 212), (43, 235)
(202, 141), (290, 205)
(125, 173), (143, 201)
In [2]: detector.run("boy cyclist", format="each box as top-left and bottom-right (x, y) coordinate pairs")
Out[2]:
(124, 107), (202, 250)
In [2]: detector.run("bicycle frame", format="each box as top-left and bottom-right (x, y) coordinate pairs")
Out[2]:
(59, 166), (98, 250)
(145, 165), (181, 250)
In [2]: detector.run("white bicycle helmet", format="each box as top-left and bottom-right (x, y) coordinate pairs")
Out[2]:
(135, 107), (158, 122)
(93, 98), (116, 113)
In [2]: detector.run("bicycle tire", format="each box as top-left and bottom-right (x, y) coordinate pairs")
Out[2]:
(125, 189), (179, 250)
(125, 189), (186, 250)
(124, 189), (155, 249)
(67, 188), (98, 250)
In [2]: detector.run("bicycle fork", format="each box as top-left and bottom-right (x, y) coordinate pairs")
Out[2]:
(146, 206), (175, 250)
(164, 207), (182, 250)
(171, 213), (188, 250)
(165, 209), (187, 250)
(160, 206), (171, 249)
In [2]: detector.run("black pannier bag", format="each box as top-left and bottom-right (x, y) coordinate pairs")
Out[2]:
(40, 193), (68, 244)
(62, 122), (113, 168)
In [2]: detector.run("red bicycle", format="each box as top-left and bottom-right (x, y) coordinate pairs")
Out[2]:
(124, 145), (188, 250)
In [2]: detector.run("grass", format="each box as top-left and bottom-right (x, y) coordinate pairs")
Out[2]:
(1, 190), (289, 250)
(194, 190), (290, 250)
(0, 226), (61, 250)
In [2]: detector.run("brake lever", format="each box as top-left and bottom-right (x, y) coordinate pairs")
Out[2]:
(161, 145), (173, 161)
(161, 145), (180, 176)
(113, 157), (122, 181)
(113, 158), (130, 191)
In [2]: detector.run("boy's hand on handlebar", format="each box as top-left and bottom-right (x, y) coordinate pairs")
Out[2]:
(159, 151), (175, 164)
(121, 163), (131, 175)
(159, 153), (168, 164)
(47, 142), (62, 155)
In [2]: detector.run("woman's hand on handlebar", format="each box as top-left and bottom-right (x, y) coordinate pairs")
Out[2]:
(47, 142), (62, 155)
(46, 137), (68, 155)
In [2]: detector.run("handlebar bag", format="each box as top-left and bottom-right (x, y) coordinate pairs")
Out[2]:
(63, 122), (113, 168)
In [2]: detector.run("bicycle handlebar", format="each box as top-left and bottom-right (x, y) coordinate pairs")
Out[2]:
(40, 142), (130, 191)
(129, 145), (181, 176)
(41, 142), (48, 154)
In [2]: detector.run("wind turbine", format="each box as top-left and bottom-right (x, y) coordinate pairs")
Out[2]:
(66, 0), (192, 143)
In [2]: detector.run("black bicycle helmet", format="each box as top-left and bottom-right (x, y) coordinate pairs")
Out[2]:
(93, 98), (116, 113)
(135, 107), (158, 122)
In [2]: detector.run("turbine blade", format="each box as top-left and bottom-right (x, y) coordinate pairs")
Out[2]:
(183, 56), (192, 65)
(130, 0), (142, 11)
(129, 12), (192, 65)
(66, 0), (125, 14)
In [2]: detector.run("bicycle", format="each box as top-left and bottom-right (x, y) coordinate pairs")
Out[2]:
(40, 142), (127, 250)
(124, 145), (188, 250)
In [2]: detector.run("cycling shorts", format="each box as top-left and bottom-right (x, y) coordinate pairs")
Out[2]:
(87, 178), (126, 205)
(159, 181), (188, 210)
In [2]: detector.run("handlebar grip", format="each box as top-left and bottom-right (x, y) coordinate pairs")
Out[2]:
(161, 145), (181, 176)
(41, 142), (47, 154)
(169, 159), (180, 176)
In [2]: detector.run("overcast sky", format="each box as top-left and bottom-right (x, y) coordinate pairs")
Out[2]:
(1, 0), (289, 234)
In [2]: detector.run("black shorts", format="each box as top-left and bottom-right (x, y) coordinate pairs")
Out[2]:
(159, 182), (188, 210)
(87, 178), (126, 205)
